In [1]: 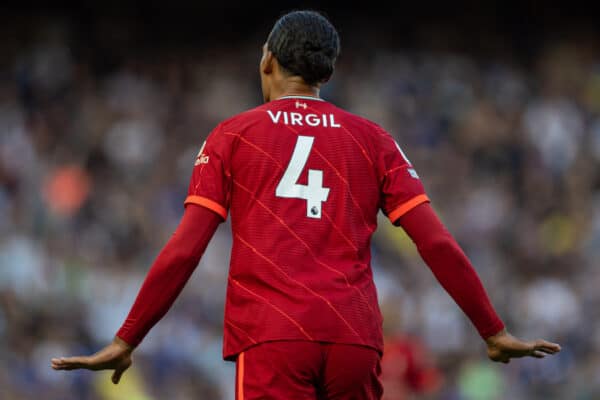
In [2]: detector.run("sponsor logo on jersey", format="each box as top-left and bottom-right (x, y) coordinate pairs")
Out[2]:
(195, 141), (210, 166)
(267, 110), (341, 128)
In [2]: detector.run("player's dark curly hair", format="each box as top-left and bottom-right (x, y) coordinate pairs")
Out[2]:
(267, 11), (340, 86)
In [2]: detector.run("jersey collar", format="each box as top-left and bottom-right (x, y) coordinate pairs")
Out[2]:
(276, 95), (325, 101)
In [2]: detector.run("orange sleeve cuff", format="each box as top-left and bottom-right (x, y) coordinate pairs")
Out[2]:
(184, 195), (227, 220)
(388, 194), (430, 223)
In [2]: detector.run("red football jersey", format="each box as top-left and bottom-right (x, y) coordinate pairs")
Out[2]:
(185, 96), (429, 360)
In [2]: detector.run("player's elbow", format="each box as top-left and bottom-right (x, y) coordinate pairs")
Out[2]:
(170, 248), (196, 265)
(157, 244), (201, 272)
(416, 232), (457, 256)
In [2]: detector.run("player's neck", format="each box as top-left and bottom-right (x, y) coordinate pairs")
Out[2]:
(273, 78), (320, 101)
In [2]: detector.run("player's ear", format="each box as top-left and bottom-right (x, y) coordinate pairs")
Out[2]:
(261, 45), (275, 75)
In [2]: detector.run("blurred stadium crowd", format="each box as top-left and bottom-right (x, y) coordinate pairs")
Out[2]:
(1, 9), (600, 400)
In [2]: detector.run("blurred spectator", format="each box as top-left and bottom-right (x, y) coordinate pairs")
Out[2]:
(381, 335), (443, 399)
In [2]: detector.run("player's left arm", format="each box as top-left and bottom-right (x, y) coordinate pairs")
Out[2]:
(52, 124), (235, 382)
(397, 202), (561, 363)
(51, 204), (222, 383)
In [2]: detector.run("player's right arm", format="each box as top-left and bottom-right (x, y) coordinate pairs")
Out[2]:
(374, 127), (560, 363)
(397, 202), (561, 363)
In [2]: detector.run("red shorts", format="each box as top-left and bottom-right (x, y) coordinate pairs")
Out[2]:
(235, 341), (383, 400)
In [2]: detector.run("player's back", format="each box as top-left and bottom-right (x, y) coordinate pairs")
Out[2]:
(185, 95), (428, 359)
(229, 96), (381, 284)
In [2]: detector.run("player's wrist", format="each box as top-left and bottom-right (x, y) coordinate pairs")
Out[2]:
(477, 317), (505, 341)
(485, 328), (508, 346)
(113, 335), (135, 352)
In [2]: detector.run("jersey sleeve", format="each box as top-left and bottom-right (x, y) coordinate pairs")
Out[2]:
(376, 127), (430, 224)
(184, 123), (234, 220)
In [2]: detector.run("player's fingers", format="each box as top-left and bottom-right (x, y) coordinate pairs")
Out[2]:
(534, 340), (561, 353)
(531, 350), (546, 358)
(51, 356), (90, 370)
(537, 346), (559, 355)
(112, 369), (123, 384)
(51, 356), (84, 369)
(111, 359), (131, 384)
(489, 351), (510, 364)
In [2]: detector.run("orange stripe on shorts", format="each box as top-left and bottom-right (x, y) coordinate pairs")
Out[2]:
(237, 352), (245, 400)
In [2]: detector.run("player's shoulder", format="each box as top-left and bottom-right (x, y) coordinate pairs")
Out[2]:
(217, 103), (271, 133)
(328, 103), (389, 138)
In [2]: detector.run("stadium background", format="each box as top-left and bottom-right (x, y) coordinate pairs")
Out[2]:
(1, 2), (599, 399)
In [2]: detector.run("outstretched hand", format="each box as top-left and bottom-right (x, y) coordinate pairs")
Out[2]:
(51, 337), (133, 384)
(486, 329), (561, 364)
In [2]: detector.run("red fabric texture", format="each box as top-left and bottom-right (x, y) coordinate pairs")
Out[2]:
(236, 341), (383, 400)
(397, 203), (505, 339)
(116, 205), (220, 347)
(115, 97), (503, 357)
(186, 97), (429, 359)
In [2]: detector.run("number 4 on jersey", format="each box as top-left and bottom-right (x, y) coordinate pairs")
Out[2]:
(276, 136), (330, 219)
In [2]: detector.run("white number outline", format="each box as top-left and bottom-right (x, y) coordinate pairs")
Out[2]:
(276, 136), (330, 219)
